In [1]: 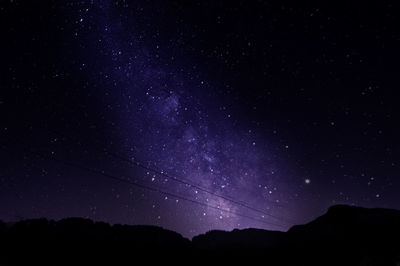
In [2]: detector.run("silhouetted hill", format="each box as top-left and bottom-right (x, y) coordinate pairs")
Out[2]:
(0, 218), (190, 265)
(0, 220), (5, 235)
(288, 204), (400, 243)
(192, 205), (400, 265)
(193, 205), (400, 247)
(0, 205), (399, 265)
(2, 217), (189, 246)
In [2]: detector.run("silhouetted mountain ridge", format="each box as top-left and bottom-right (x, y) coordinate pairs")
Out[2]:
(192, 205), (400, 248)
(0, 205), (399, 265)
(288, 204), (400, 243)
(3, 217), (190, 245)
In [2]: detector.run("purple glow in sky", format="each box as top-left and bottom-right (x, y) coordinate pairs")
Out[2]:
(2, 0), (399, 239)
(84, 1), (296, 236)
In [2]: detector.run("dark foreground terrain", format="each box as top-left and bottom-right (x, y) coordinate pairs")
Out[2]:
(0, 205), (399, 265)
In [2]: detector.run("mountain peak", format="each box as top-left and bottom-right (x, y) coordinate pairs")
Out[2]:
(1, 205), (399, 265)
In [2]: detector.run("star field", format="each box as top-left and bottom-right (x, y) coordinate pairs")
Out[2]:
(1, 0), (399, 238)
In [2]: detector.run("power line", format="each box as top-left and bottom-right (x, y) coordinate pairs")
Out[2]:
(10, 124), (291, 225)
(106, 151), (291, 224)
(0, 143), (285, 229)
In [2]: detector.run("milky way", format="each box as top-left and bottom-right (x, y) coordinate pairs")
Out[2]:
(1, 0), (399, 238)
(77, 1), (295, 236)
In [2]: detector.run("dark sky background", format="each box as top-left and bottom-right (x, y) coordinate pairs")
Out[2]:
(1, 0), (399, 238)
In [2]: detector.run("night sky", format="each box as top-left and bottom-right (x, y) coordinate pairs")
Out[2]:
(1, 0), (399, 238)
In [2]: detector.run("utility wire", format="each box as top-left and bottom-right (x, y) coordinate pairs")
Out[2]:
(106, 151), (291, 224)
(0, 143), (285, 229)
(4, 124), (294, 225)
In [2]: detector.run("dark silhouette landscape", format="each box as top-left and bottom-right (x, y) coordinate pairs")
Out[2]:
(0, 205), (399, 265)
